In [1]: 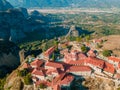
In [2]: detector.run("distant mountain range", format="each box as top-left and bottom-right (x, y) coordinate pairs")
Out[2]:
(0, 0), (13, 11)
(7, 0), (120, 8)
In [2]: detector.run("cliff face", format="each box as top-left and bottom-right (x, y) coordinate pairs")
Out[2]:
(0, 53), (19, 67)
(0, 41), (20, 77)
(0, 8), (28, 42)
(4, 69), (34, 90)
(0, 0), (13, 11)
(9, 28), (26, 42)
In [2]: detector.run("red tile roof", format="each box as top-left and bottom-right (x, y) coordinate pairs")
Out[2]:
(44, 46), (55, 56)
(68, 66), (91, 72)
(45, 61), (64, 69)
(108, 56), (120, 63)
(53, 85), (61, 90)
(52, 73), (66, 86)
(78, 53), (87, 60)
(32, 69), (45, 76)
(59, 75), (74, 86)
(52, 73), (74, 87)
(87, 50), (96, 57)
(46, 68), (63, 75)
(64, 51), (87, 62)
(86, 57), (104, 69)
(104, 62), (115, 74)
(31, 59), (44, 68)
(52, 69), (63, 74)
(68, 59), (85, 65)
(46, 69), (54, 75)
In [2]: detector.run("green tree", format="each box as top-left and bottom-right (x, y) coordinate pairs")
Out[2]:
(81, 45), (89, 53)
(0, 78), (6, 90)
(76, 36), (82, 42)
(54, 40), (59, 46)
(39, 83), (47, 89)
(67, 45), (73, 50)
(85, 35), (91, 42)
(42, 43), (48, 52)
(102, 50), (112, 57)
(24, 73), (32, 85)
(18, 69), (29, 77)
(52, 53), (55, 61)
(70, 36), (76, 41)
(96, 44), (103, 48)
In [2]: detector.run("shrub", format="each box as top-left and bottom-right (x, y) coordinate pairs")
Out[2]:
(39, 83), (47, 89)
(0, 78), (6, 90)
(17, 69), (29, 77)
(102, 50), (112, 57)
(81, 45), (89, 53)
(24, 73), (32, 85)
(96, 44), (103, 48)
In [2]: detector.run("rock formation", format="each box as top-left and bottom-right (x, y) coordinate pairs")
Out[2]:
(0, 41), (20, 77)
(0, 0), (13, 11)
(0, 8), (27, 42)
(66, 25), (79, 38)
(19, 49), (25, 63)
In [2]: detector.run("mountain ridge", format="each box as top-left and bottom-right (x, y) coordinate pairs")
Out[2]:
(0, 0), (13, 11)
(7, 0), (120, 8)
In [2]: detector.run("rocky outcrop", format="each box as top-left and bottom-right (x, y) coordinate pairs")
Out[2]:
(0, 41), (20, 77)
(9, 28), (26, 42)
(15, 7), (29, 18)
(0, 21), (10, 41)
(0, 8), (27, 42)
(66, 25), (79, 38)
(4, 65), (34, 90)
(0, 0), (13, 11)
(4, 70), (24, 90)
(19, 49), (25, 63)
(0, 52), (19, 67)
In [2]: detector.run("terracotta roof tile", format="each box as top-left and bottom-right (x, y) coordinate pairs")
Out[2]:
(32, 69), (45, 76)
(68, 59), (85, 65)
(44, 46), (55, 56)
(108, 56), (120, 63)
(86, 57), (104, 69)
(59, 75), (74, 86)
(78, 53), (87, 60)
(68, 66), (91, 72)
(45, 61), (64, 69)
(104, 62), (115, 74)
(31, 59), (44, 67)
(53, 85), (61, 90)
